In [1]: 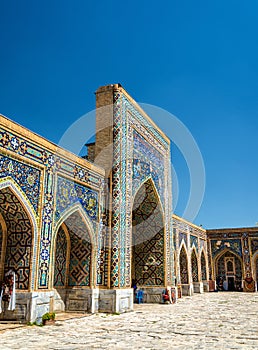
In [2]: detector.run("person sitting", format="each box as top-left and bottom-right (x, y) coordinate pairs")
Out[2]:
(162, 287), (172, 303)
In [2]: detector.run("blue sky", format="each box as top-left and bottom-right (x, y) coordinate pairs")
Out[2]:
(0, 0), (258, 228)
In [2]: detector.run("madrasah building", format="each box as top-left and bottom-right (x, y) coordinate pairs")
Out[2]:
(0, 84), (257, 323)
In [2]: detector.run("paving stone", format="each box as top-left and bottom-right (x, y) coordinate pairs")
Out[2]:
(0, 292), (257, 349)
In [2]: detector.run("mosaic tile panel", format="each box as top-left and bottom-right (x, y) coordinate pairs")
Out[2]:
(68, 231), (91, 286)
(39, 170), (54, 288)
(179, 247), (188, 284)
(200, 239), (205, 251)
(110, 92), (122, 287)
(211, 239), (242, 258)
(0, 155), (41, 213)
(179, 232), (187, 248)
(201, 251), (207, 280)
(133, 230), (164, 286)
(53, 227), (67, 287)
(0, 187), (32, 289)
(190, 235), (198, 252)
(0, 128), (103, 188)
(132, 130), (164, 202)
(0, 125), (104, 289)
(242, 232), (251, 278)
(56, 176), (98, 223)
(251, 239), (258, 255)
(110, 90), (173, 288)
(191, 250), (198, 282)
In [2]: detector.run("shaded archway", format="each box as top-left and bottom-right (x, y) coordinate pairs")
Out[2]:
(131, 178), (164, 287)
(0, 187), (34, 290)
(191, 249), (198, 283)
(179, 245), (188, 284)
(215, 250), (242, 291)
(201, 250), (207, 281)
(53, 208), (94, 312)
(53, 224), (70, 287)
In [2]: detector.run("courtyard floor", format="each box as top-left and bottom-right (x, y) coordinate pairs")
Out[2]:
(0, 292), (258, 349)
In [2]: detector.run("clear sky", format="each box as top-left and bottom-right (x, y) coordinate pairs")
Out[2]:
(0, 0), (258, 229)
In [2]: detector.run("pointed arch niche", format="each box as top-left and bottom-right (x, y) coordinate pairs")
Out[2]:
(52, 206), (96, 312)
(0, 185), (36, 290)
(131, 178), (165, 287)
(215, 249), (243, 291)
(179, 245), (188, 285)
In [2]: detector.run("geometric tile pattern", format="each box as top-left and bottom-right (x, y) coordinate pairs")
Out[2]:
(53, 227), (67, 287)
(201, 251), (207, 280)
(65, 212), (92, 286)
(251, 239), (258, 255)
(68, 229), (91, 286)
(0, 187), (32, 289)
(0, 124), (104, 289)
(55, 176), (99, 223)
(191, 250), (198, 282)
(0, 155), (41, 213)
(132, 179), (164, 286)
(190, 235), (198, 252)
(53, 210), (93, 288)
(110, 90), (173, 288)
(179, 246), (188, 284)
(242, 233), (251, 279)
(132, 131), (164, 202)
(179, 232), (187, 248)
(211, 239), (242, 258)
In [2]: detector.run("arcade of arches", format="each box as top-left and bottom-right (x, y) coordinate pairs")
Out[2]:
(0, 84), (257, 323)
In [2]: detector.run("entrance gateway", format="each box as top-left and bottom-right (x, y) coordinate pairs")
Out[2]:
(0, 84), (257, 322)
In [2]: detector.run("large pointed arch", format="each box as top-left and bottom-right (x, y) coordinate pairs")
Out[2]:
(0, 177), (39, 290)
(131, 178), (165, 286)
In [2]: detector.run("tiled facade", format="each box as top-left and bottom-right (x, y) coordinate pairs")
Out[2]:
(0, 84), (257, 322)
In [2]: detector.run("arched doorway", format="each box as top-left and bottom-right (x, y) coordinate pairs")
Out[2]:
(179, 246), (188, 284)
(201, 251), (207, 281)
(131, 179), (164, 291)
(191, 249), (198, 283)
(215, 250), (242, 291)
(0, 187), (33, 290)
(53, 209), (94, 312)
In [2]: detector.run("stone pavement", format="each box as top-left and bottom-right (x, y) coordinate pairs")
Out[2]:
(0, 292), (257, 349)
